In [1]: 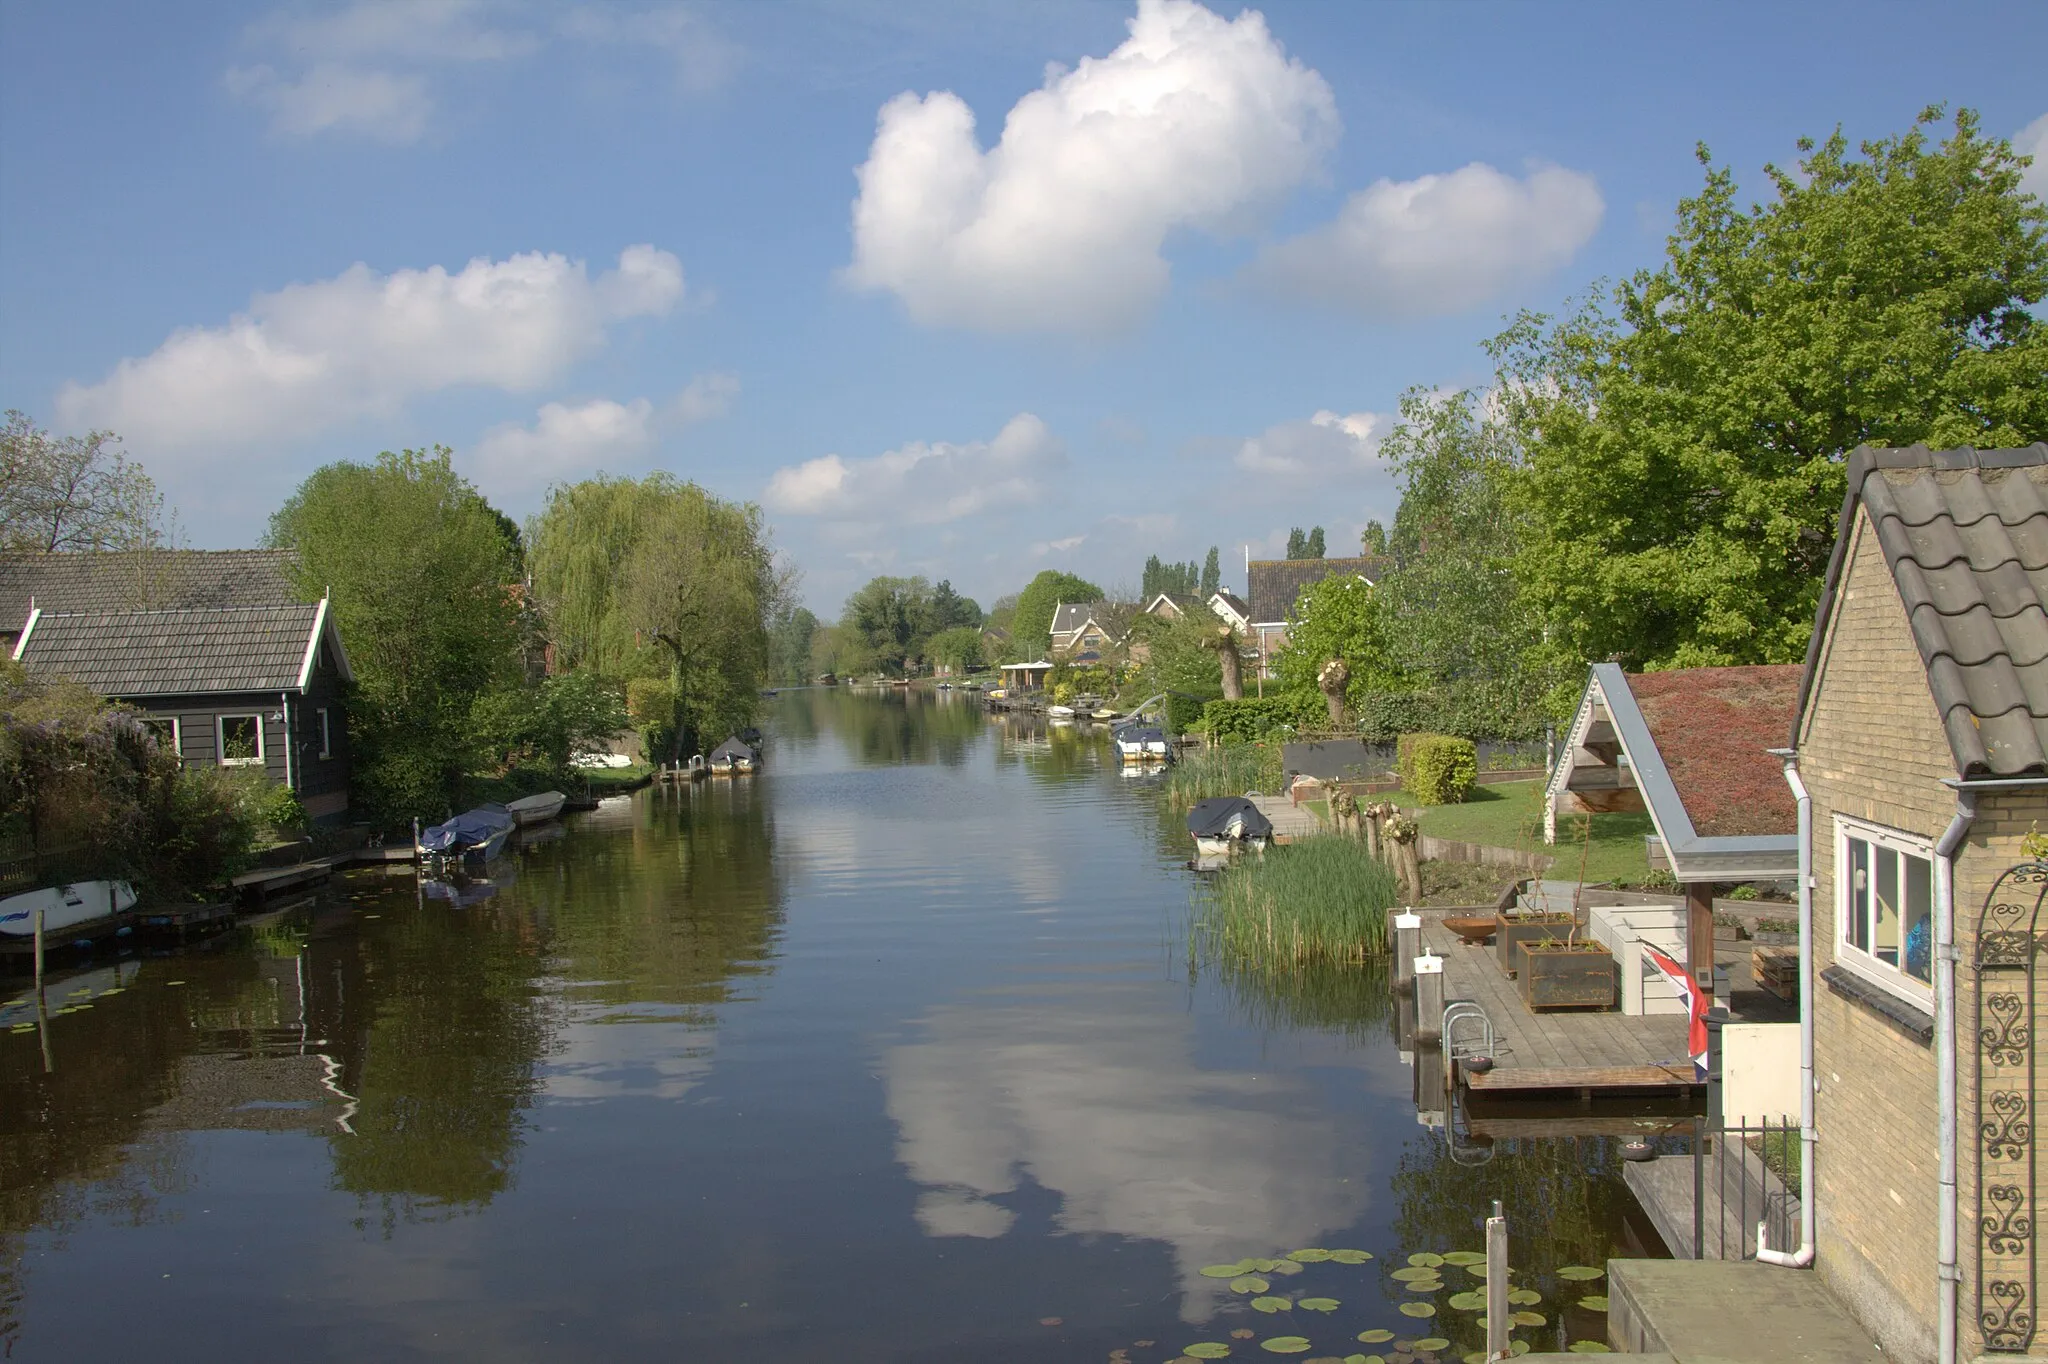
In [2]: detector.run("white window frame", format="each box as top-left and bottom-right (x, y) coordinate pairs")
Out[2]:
(218, 713), (266, 768)
(142, 716), (181, 756)
(1833, 815), (1936, 1009)
(315, 706), (332, 760)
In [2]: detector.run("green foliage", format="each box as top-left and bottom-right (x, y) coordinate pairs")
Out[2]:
(472, 671), (627, 774)
(1353, 682), (1550, 743)
(1271, 574), (1404, 717)
(1011, 569), (1105, 658)
(1142, 554), (1202, 600)
(268, 447), (524, 822)
(927, 624), (984, 672)
(1159, 742), (1284, 807)
(768, 604), (819, 687)
(0, 409), (163, 553)
(1198, 838), (1399, 965)
(1501, 106), (2048, 673)
(1201, 696), (1315, 743)
(1162, 690), (1208, 735)
(1397, 733), (1479, 805)
(1200, 546), (1221, 596)
(1130, 610), (1223, 702)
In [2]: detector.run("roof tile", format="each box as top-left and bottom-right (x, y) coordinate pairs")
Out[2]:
(18, 604), (323, 697)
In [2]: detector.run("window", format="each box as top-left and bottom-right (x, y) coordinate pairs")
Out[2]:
(316, 707), (332, 759)
(219, 714), (264, 767)
(141, 716), (180, 755)
(1835, 817), (1934, 1004)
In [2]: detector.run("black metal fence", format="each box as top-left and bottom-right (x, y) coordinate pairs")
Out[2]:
(1691, 1112), (1803, 1260)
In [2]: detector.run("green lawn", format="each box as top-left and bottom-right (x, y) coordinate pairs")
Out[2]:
(1381, 779), (1655, 886)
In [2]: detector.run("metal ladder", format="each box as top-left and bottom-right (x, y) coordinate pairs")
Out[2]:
(1442, 999), (1496, 1066)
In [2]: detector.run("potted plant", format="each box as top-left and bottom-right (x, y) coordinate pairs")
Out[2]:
(1517, 935), (1617, 1010)
(1494, 909), (1578, 977)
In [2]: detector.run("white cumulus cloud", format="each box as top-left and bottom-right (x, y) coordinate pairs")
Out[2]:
(1235, 408), (1389, 476)
(763, 414), (1066, 525)
(2017, 113), (2048, 204)
(844, 0), (1337, 335)
(57, 245), (685, 454)
(1249, 161), (1604, 318)
(468, 373), (737, 495)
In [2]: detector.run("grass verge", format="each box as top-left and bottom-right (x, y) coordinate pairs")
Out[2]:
(1373, 779), (1654, 885)
(1197, 837), (1398, 966)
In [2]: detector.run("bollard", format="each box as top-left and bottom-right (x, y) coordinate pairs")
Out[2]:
(1486, 1199), (1509, 1360)
(1414, 954), (1444, 1044)
(1394, 913), (1421, 994)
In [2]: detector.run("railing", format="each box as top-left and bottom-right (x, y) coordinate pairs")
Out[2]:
(1691, 1113), (1803, 1260)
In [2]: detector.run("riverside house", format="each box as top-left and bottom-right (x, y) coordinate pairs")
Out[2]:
(1783, 443), (2048, 1364)
(1242, 555), (1388, 679)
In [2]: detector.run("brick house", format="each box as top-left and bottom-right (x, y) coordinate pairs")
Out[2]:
(1243, 555), (1389, 679)
(1787, 444), (2048, 1363)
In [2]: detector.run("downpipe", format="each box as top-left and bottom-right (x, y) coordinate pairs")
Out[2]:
(1757, 752), (1816, 1268)
(1929, 792), (1977, 1364)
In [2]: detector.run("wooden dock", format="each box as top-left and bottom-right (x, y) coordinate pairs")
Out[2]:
(1415, 910), (1700, 1097)
(1247, 793), (1324, 844)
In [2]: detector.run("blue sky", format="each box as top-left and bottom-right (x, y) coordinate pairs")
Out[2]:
(3, 0), (2044, 614)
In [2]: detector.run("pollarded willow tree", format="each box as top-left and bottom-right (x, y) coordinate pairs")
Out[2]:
(527, 474), (782, 759)
(1500, 105), (2048, 674)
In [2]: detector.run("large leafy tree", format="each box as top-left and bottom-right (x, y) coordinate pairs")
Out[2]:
(1010, 570), (1104, 658)
(1272, 575), (1403, 722)
(1502, 106), (2048, 671)
(768, 604), (820, 686)
(268, 447), (524, 819)
(0, 410), (163, 553)
(842, 576), (933, 675)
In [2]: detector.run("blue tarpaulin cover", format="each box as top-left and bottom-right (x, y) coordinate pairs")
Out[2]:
(419, 804), (514, 854)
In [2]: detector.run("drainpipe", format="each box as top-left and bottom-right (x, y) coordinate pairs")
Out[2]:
(1929, 791), (1977, 1364)
(280, 690), (295, 793)
(1757, 750), (1815, 1268)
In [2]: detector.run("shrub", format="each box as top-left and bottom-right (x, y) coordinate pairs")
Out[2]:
(1398, 733), (1478, 804)
(144, 765), (261, 897)
(1162, 691), (1209, 735)
(1201, 695), (1314, 743)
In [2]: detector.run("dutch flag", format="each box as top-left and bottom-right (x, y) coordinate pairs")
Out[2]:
(1642, 943), (1709, 1080)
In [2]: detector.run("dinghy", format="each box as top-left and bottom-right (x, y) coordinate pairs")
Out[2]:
(1185, 796), (1274, 856)
(0, 881), (137, 936)
(1114, 725), (1173, 763)
(506, 791), (566, 827)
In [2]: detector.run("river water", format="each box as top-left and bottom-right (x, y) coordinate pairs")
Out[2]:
(1, 688), (1652, 1362)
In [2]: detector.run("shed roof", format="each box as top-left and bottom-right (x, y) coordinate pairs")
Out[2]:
(0, 549), (299, 627)
(13, 602), (348, 697)
(1797, 443), (2048, 780)
(1211, 590), (1251, 623)
(1245, 555), (1389, 624)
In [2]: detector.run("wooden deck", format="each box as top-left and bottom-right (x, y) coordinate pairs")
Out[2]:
(1416, 911), (1700, 1096)
(1247, 793), (1324, 844)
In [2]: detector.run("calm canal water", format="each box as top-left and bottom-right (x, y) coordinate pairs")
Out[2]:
(2, 689), (1651, 1362)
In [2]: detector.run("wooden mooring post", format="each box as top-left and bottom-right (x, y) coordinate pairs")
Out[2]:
(1414, 953), (1444, 1044)
(33, 907), (51, 1074)
(1393, 912), (1420, 994)
(32, 907), (44, 993)
(1485, 1199), (1509, 1360)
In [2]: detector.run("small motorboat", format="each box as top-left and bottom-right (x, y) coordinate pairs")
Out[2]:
(708, 737), (760, 775)
(1114, 726), (1173, 763)
(418, 804), (515, 865)
(1092, 708), (1119, 720)
(1186, 796), (1274, 856)
(506, 791), (567, 827)
(0, 880), (138, 936)
(1047, 704), (1076, 718)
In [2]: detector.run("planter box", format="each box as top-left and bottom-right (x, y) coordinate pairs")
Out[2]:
(1495, 912), (1578, 978)
(1518, 942), (1617, 1011)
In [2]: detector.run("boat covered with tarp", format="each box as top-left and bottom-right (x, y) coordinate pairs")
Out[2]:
(708, 737), (759, 774)
(1114, 725), (1172, 763)
(418, 804), (515, 864)
(1185, 796), (1273, 856)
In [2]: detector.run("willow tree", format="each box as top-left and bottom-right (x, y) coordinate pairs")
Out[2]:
(528, 474), (779, 758)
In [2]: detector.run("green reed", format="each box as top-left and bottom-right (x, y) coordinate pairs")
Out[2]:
(1159, 742), (1284, 809)
(1196, 836), (1398, 967)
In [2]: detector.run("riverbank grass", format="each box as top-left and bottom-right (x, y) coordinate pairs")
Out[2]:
(1198, 838), (1398, 966)
(1160, 743), (1283, 809)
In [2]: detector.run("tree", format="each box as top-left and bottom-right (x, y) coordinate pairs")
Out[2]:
(1360, 521), (1387, 556)
(1011, 570), (1105, 658)
(1200, 546), (1221, 596)
(1285, 528), (1305, 559)
(1305, 526), (1325, 558)
(842, 576), (933, 675)
(927, 625), (984, 673)
(0, 410), (163, 553)
(924, 579), (982, 634)
(1272, 575), (1403, 720)
(268, 448), (524, 819)
(1501, 106), (2048, 673)
(1201, 623), (1247, 700)
(769, 604), (819, 687)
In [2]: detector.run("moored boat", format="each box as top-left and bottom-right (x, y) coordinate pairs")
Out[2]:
(1185, 796), (1274, 856)
(418, 804), (515, 865)
(1113, 725), (1173, 763)
(708, 737), (760, 774)
(0, 880), (138, 936)
(506, 790), (567, 827)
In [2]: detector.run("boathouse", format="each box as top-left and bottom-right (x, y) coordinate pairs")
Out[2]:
(12, 599), (355, 823)
(1786, 443), (2048, 1364)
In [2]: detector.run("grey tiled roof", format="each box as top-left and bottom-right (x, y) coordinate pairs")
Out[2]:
(17, 604), (323, 697)
(1800, 443), (2048, 778)
(0, 550), (300, 627)
(1246, 555), (1390, 624)
(1049, 602), (1105, 636)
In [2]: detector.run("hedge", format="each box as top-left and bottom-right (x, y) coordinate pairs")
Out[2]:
(1201, 695), (1317, 743)
(1354, 680), (1549, 744)
(1397, 732), (1479, 805)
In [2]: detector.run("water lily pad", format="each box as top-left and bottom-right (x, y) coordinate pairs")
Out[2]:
(1251, 1297), (1290, 1314)
(1508, 1288), (1543, 1306)
(1512, 1344), (1531, 1357)
(1260, 1338), (1311, 1355)
(1268, 1259), (1305, 1276)
(1297, 1297), (1339, 1312)
(1355, 1330), (1395, 1343)
(1184, 1345), (1231, 1359)
(1389, 1266), (1437, 1282)
(1233, 1331), (1257, 1340)
(1557, 1266), (1605, 1281)
(1329, 1249), (1372, 1264)
(1447, 1291), (1485, 1311)
(1408, 1252), (1445, 1267)
(1250, 1259), (1284, 1273)
(1465, 1263), (1496, 1278)
(1513, 1310), (1546, 1326)
(1412, 1339), (1450, 1352)
(1568, 1344), (1612, 1354)
(1347, 1356), (1384, 1364)
(1202, 1263), (1254, 1279)
(1440, 1251), (1486, 1266)
(1404, 1278), (1444, 1293)
(1289, 1248), (1332, 1262)
(1578, 1295), (1610, 1312)
(1231, 1276), (1270, 1294)
(1397, 1302), (1436, 1318)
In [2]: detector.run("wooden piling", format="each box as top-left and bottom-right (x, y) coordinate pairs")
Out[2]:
(32, 908), (43, 992)
(1393, 912), (1420, 994)
(1485, 1200), (1509, 1360)
(1415, 953), (1444, 1044)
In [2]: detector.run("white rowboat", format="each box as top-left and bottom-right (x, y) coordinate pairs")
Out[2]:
(0, 880), (138, 937)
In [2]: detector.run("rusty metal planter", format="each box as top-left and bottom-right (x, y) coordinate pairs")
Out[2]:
(1494, 912), (1577, 978)
(1517, 942), (1617, 1010)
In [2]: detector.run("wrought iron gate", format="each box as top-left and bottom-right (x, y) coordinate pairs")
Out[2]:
(1975, 864), (2043, 1353)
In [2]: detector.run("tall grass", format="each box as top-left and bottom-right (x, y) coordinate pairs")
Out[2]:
(1196, 837), (1398, 966)
(1160, 742), (1284, 809)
